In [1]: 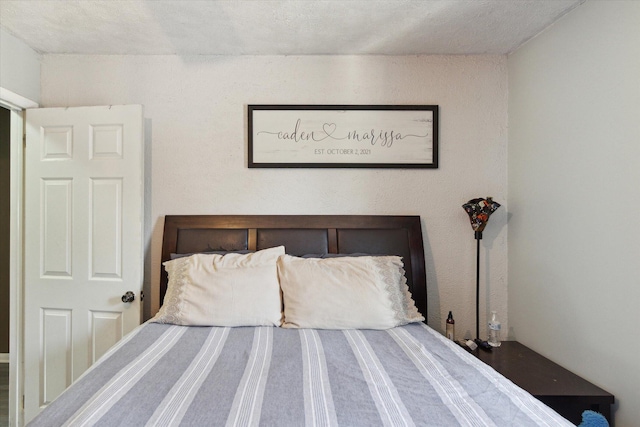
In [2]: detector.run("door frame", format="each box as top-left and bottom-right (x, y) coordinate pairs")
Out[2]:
(1, 86), (38, 427)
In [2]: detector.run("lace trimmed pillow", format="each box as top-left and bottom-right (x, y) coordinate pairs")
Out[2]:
(277, 254), (424, 329)
(152, 246), (285, 327)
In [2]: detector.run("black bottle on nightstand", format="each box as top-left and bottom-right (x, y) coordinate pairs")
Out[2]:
(446, 311), (455, 340)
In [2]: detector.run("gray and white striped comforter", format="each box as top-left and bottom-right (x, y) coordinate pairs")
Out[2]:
(29, 323), (572, 427)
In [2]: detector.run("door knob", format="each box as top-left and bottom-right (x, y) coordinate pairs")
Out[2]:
(121, 291), (135, 303)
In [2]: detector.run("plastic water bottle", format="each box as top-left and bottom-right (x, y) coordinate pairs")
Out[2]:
(488, 311), (501, 347)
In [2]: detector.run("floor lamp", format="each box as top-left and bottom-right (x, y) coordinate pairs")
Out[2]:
(462, 197), (501, 341)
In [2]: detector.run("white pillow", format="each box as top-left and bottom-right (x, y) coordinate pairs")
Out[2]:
(277, 254), (424, 329)
(151, 246), (285, 327)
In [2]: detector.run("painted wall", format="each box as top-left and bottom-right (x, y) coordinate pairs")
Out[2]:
(0, 28), (41, 104)
(508, 2), (640, 426)
(40, 54), (508, 335)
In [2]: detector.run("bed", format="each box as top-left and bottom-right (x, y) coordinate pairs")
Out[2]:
(28, 215), (573, 426)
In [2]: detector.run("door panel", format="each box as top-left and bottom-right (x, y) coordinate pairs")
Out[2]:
(41, 308), (72, 406)
(41, 178), (73, 276)
(24, 105), (144, 422)
(89, 310), (123, 363)
(90, 178), (123, 278)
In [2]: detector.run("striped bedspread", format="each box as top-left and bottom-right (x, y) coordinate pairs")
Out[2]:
(29, 323), (572, 427)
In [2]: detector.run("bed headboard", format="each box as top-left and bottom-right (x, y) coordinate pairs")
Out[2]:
(160, 215), (427, 318)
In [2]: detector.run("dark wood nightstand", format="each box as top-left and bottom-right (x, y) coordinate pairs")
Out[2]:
(472, 341), (614, 425)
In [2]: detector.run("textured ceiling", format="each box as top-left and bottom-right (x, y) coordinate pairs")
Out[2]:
(0, 0), (584, 56)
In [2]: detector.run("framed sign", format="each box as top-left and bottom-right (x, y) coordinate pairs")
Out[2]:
(248, 105), (438, 168)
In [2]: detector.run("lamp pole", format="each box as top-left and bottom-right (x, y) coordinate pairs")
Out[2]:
(475, 231), (482, 340)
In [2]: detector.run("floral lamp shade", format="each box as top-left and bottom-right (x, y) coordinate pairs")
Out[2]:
(462, 197), (501, 235)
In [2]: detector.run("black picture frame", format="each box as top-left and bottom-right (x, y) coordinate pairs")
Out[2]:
(248, 105), (438, 168)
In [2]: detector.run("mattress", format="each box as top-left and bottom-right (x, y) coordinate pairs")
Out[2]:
(28, 322), (572, 426)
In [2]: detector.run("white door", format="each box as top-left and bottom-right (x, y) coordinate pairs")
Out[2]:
(24, 105), (144, 422)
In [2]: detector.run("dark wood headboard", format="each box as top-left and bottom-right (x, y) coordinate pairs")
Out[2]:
(160, 215), (427, 318)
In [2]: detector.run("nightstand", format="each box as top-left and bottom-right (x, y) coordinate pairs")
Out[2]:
(473, 341), (614, 425)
